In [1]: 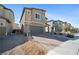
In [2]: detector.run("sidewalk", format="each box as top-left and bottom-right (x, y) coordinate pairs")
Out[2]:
(47, 39), (79, 55)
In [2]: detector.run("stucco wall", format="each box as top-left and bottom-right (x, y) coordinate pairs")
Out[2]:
(0, 18), (7, 35)
(0, 6), (14, 34)
(20, 8), (47, 35)
(20, 8), (46, 27)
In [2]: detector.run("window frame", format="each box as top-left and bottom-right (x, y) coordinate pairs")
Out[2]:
(35, 13), (41, 20)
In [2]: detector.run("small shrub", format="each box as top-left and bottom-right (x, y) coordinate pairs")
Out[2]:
(21, 32), (27, 36)
(54, 32), (56, 35)
(58, 33), (63, 35)
(66, 34), (74, 38)
(24, 33), (27, 36)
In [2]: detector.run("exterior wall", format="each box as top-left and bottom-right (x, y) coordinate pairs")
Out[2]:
(13, 23), (20, 30)
(46, 20), (73, 34)
(45, 21), (51, 32)
(46, 20), (64, 33)
(8, 23), (13, 33)
(0, 18), (13, 35)
(0, 8), (5, 17)
(45, 20), (55, 33)
(0, 18), (7, 35)
(20, 8), (47, 35)
(24, 8), (46, 27)
(50, 20), (63, 33)
(20, 10), (25, 27)
(4, 9), (14, 32)
(48, 21), (53, 32)
(20, 10), (26, 32)
(0, 5), (14, 35)
(0, 8), (14, 23)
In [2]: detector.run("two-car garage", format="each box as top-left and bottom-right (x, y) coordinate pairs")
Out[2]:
(30, 26), (44, 35)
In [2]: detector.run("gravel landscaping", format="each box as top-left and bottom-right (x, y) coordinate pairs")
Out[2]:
(1, 33), (78, 55)
(1, 36), (62, 55)
(0, 34), (27, 54)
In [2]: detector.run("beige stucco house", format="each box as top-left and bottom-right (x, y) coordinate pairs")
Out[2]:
(20, 7), (47, 35)
(46, 20), (64, 33)
(0, 5), (14, 35)
(46, 20), (74, 34)
(45, 20), (54, 33)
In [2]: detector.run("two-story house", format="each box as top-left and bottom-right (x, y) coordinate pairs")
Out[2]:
(46, 20), (64, 33)
(0, 5), (15, 35)
(20, 7), (47, 35)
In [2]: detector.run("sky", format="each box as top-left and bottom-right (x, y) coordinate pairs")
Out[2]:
(3, 4), (79, 28)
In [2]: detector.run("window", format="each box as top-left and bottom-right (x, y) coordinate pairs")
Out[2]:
(35, 14), (40, 19)
(0, 23), (4, 27)
(27, 10), (31, 16)
(0, 23), (3, 26)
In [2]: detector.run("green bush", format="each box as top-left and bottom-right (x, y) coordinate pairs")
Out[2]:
(58, 33), (63, 35)
(66, 34), (74, 38)
(21, 32), (27, 36)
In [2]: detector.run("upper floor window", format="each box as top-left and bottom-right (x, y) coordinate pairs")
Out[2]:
(28, 11), (30, 15)
(27, 10), (31, 16)
(35, 13), (40, 20)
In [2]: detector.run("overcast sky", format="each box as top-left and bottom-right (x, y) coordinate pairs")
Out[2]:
(4, 4), (79, 28)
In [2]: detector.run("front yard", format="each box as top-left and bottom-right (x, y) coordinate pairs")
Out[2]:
(1, 33), (73, 55)
(1, 36), (62, 55)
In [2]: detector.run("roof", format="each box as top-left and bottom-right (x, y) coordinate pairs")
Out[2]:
(0, 4), (14, 14)
(48, 20), (64, 23)
(47, 20), (54, 22)
(19, 7), (46, 22)
(45, 23), (50, 26)
(25, 7), (46, 12)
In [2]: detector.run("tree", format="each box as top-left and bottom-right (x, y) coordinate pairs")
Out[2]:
(63, 22), (71, 33)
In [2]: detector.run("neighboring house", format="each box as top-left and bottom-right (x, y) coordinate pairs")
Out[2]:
(0, 5), (14, 35)
(53, 20), (63, 33)
(46, 20), (74, 34)
(46, 20), (64, 33)
(20, 7), (47, 35)
(12, 23), (20, 33)
(45, 20), (54, 33)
